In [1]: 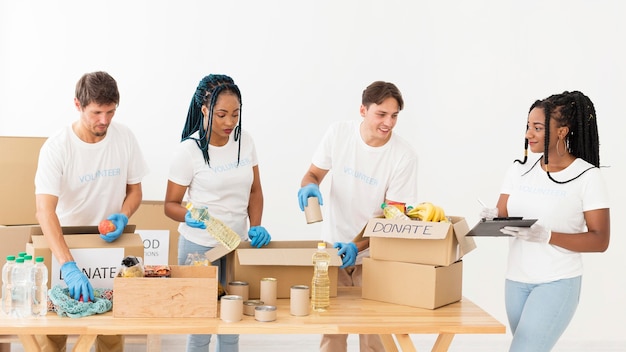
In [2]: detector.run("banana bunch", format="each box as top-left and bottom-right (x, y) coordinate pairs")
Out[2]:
(406, 202), (449, 222)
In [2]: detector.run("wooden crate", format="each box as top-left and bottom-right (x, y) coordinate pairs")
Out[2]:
(113, 265), (217, 318)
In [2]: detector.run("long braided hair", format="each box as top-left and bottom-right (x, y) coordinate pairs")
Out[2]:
(181, 74), (242, 166)
(514, 91), (600, 184)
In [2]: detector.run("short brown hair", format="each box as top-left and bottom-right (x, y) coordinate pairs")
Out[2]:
(361, 81), (404, 110)
(75, 71), (120, 108)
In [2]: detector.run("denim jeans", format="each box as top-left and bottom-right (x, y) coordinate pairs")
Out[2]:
(178, 235), (238, 352)
(505, 276), (581, 352)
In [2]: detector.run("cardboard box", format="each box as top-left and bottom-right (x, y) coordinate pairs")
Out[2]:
(0, 136), (47, 225)
(226, 241), (342, 299)
(362, 257), (463, 309)
(364, 216), (475, 266)
(26, 226), (144, 289)
(131, 200), (181, 265)
(0, 225), (40, 263)
(113, 265), (218, 318)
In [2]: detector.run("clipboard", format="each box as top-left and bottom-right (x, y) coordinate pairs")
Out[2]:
(466, 217), (537, 237)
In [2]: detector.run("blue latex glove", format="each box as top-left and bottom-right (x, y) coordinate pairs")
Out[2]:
(100, 213), (128, 243)
(185, 210), (206, 229)
(61, 261), (94, 302)
(334, 242), (358, 269)
(248, 226), (271, 248)
(298, 183), (323, 211)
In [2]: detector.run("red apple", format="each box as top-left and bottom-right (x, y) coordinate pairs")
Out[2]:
(98, 219), (116, 235)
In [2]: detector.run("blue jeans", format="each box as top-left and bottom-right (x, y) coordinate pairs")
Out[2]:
(178, 235), (238, 352)
(505, 276), (581, 352)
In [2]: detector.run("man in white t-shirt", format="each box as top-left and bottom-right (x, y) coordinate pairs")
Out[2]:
(34, 71), (149, 352)
(298, 81), (418, 352)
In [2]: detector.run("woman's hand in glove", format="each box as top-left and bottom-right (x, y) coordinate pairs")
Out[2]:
(185, 211), (206, 229)
(501, 223), (551, 243)
(248, 226), (271, 248)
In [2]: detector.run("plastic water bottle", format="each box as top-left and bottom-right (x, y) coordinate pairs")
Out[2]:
(31, 256), (48, 317)
(24, 255), (34, 271)
(10, 257), (32, 318)
(1, 255), (16, 315)
(381, 202), (411, 220)
(311, 242), (331, 312)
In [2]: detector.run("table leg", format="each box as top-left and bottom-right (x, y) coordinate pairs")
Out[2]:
(379, 334), (399, 352)
(71, 335), (97, 352)
(395, 334), (417, 352)
(0, 342), (10, 352)
(431, 333), (454, 352)
(17, 335), (40, 352)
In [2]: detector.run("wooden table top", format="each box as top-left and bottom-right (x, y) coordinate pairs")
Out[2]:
(0, 288), (505, 336)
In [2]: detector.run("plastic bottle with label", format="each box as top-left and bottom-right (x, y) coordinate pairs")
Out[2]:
(381, 202), (411, 220)
(31, 256), (48, 317)
(311, 242), (331, 312)
(185, 202), (241, 250)
(1, 255), (16, 315)
(10, 257), (31, 318)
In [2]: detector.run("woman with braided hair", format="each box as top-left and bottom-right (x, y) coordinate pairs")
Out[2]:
(480, 90), (610, 352)
(165, 74), (272, 352)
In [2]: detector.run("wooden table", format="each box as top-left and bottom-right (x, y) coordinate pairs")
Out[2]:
(0, 288), (505, 352)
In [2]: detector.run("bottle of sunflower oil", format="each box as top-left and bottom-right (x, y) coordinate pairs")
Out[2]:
(185, 202), (241, 250)
(381, 202), (411, 220)
(311, 243), (331, 312)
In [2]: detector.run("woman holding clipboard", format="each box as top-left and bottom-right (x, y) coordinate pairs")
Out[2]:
(480, 91), (610, 352)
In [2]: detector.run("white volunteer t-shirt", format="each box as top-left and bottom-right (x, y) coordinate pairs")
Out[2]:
(34, 122), (149, 226)
(501, 157), (609, 283)
(168, 130), (258, 247)
(312, 120), (418, 263)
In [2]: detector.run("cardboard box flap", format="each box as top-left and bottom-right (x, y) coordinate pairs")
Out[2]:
(236, 247), (342, 267)
(363, 218), (451, 240)
(31, 233), (144, 248)
(451, 216), (476, 257)
(28, 225), (136, 236)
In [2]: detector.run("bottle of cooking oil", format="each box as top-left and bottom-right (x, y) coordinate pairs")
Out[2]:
(381, 202), (411, 220)
(311, 242), (331, 312)
(185, 202), (241, 250)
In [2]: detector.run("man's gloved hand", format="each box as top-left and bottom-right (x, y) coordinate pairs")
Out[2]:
(61, 261), (94, 302)
(100, 213), (128, 243)
(480, 207), (499, 220)
(248, 226), (271, 248)
(500, 223), (551, 244)
(298, 183), (323, 211)
(334, 242), (358, 269)
(185, 211), (206, 229)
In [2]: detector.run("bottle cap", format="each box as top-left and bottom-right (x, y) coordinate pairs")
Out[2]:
(6, 255), (15, 260)
(317, 242), (326, 249)
(35, 257), (44, 263)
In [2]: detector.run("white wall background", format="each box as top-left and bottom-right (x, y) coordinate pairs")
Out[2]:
(1, 0), (624, 346)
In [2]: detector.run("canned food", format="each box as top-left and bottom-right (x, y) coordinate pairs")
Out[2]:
(254, 305), (277, 322)
(243, 299), (264, 316)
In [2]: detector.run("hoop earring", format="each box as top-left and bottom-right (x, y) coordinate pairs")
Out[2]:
(556, 138), (565, 157)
